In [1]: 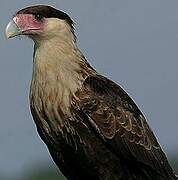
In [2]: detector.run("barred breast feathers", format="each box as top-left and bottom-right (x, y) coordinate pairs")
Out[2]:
(29, 28), (96, 138)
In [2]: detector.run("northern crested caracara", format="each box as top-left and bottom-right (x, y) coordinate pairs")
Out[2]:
(6, 5), (178, 180)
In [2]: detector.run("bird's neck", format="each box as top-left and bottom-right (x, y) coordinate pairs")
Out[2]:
(33, 36), (81, 82)
(30, 35), (94, 113)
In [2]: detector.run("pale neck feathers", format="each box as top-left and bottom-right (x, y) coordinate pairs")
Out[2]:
(30, 24), (91, 115)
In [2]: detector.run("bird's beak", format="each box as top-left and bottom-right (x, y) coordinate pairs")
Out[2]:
(5, 20), (22, 39)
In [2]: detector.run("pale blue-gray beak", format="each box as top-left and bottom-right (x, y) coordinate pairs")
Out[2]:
(5, 20), (22, 39)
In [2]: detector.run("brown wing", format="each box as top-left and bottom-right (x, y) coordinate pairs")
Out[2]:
(72, 75), (175, 178)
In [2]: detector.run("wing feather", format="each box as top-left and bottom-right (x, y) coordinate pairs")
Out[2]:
(72, 75), (175, 178)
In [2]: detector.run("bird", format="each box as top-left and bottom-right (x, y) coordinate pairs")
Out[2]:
(6, 5), (178, 180)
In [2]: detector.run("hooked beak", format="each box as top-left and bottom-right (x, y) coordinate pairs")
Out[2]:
(5, 20), (22, 39)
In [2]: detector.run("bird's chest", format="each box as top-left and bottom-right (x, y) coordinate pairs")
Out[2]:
(29, 71), (85, 150)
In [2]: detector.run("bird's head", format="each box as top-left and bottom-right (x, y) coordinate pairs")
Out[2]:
(6, 5), (75, 42)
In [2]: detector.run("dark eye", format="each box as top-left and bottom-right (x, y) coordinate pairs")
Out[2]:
(34, 13), (43, 21)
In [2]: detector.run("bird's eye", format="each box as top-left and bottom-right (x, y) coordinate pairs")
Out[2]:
(34, 14), (43, 21)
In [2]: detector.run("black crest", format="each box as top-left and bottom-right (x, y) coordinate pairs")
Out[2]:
(17, 5), (74, 28)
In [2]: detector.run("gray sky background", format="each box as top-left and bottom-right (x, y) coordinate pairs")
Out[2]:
(0, 0), (178, 179)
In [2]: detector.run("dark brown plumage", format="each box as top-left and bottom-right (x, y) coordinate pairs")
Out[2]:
(6, 5), (178, 180)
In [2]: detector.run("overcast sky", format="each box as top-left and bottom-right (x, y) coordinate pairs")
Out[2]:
(0, 0), (178, 179)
